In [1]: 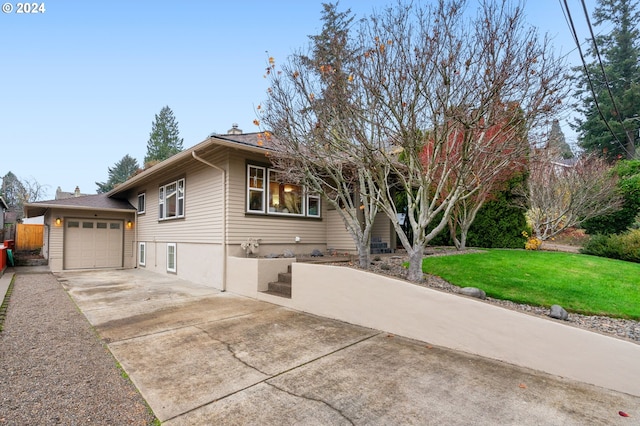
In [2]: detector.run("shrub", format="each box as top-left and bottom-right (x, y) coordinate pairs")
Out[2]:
(583, 160), (640, 235)
(465, 190), (528, 249)
(580, 229), (640, 263)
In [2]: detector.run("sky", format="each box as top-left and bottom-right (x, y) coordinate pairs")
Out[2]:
(1, 0), (599, 200)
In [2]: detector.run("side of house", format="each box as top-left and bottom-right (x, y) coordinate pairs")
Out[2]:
(24, 130), (395, 289)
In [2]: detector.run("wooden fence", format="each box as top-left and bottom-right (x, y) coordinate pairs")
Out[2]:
(16, 223), (44, 251)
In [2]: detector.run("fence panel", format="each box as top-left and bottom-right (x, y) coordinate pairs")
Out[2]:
(16, 224), (44, 251)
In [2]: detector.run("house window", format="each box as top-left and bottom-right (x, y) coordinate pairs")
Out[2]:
(159, 178), (185, 220)
(139, 242), (146, 267)
(268, 170), (303, 215)
(167, 243), (176, 273)
(137, 193), (146, 214)
(307, 194), (321, 217)
(246, 165), (320, 218)
(247, 165), (265, 212)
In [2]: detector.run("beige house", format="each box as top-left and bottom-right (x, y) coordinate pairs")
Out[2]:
(25, 131), (394, 289)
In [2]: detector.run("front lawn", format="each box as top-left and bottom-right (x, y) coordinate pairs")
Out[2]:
(421, 249), (640, 320)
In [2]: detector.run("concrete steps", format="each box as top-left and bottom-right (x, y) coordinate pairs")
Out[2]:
(264, 266), (292, 298)
(261, 256), (353, 299)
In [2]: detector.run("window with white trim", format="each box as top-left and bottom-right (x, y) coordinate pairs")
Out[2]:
(159, 178), (185, 220)
(167, 243), (176, 273)
(139, 242), (146, 267)
(246, 165), (320, 217)
(247, 165), (265, 212)
(137, 193), (146, 214)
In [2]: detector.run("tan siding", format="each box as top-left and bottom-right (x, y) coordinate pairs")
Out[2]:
(226, 151), (327, 247)
(129, 152), (225, 244)
(326, 209), (357, 252)
(372, 212), (393, 248)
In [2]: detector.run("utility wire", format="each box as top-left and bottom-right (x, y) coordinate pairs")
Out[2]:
(580, 0), (633, 153)
(559, 0), (628, 154)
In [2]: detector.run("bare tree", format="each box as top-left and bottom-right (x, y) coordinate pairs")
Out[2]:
(261, 3), (380, 268)
(348, 0), (569, 281)
(1, 172), (49, 220)
(262, 0), (568, 281)
(517, 148), (622, 242)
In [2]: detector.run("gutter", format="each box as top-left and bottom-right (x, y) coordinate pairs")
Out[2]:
(191, 151), (228, 292)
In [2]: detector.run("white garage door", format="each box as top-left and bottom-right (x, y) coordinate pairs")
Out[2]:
(65, 219), (123, 269)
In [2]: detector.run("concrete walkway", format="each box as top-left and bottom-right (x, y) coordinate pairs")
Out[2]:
(54, 269), (639, 425)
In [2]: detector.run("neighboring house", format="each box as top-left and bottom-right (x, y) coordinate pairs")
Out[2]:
(24, 130), (394, 289)
(0, 196), (8, 240)
(0, 196), (7, 230)
(55, 186), (88, 199)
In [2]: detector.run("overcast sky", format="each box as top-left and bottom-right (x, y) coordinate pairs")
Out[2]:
(1, 0), (599, 200)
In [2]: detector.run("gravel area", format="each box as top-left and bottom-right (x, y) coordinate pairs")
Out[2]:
(0, 272), (156, 425)
(357, 250), (640, 344)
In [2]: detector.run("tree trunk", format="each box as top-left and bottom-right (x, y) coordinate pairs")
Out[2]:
(406, 247), (424, 282)
(356, 240), (370, 268)
(458, 230), (467, 251)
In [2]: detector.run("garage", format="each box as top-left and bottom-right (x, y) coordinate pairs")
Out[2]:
(65, 219), (124, 269)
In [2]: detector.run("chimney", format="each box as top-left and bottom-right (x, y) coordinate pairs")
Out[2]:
(74, 186), (80, 197)
(227, 123), (242, 135)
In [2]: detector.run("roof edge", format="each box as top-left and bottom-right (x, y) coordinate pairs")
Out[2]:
(108, 135), (270, 196)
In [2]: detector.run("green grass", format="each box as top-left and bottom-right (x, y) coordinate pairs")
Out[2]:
(421, 249), (640, 320)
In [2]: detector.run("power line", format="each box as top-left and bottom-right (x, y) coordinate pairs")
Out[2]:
(559, 0), (628, 155)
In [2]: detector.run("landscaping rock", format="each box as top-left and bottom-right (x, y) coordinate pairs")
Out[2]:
(265, 253), (279, 259)
(283, 249), (295, 258)
(549, 305), (569, 320)
(459, 287), (486, 300)
(311, 249), (324, 257)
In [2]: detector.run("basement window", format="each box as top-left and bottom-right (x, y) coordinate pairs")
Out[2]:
(167, 243), (177, 273)
(139, 242), (146, 267)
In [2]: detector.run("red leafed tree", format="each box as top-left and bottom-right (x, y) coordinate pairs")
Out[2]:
(432, 103), (529, 250)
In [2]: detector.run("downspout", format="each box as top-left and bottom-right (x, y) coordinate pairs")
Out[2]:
(192, 151), (227, 291)
(134, 212), (138, 269)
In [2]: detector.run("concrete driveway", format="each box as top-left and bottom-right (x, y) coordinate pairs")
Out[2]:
(57, 269), (639, 425)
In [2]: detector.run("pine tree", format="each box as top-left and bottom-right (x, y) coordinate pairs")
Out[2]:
(96, 154), (140, 193)
(547, 119), (573, 159)
(144, 106), (184, 166)
(573, 0), (640, 160)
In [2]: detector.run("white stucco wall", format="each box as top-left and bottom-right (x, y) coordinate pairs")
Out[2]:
(224, 258), (640, 397)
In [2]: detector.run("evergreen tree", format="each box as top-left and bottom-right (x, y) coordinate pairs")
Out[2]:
(1, 172), (47, 219)
(96, 154), (140, 193)
(547, 119), (573, 159)
(1, 172), (26, 209)
(144, 106), (184, 165)
(573, 0), (640, 160)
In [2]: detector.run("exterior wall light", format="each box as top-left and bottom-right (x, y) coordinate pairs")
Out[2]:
(127, 220), (133, 229)
(55, 217), (62, 226)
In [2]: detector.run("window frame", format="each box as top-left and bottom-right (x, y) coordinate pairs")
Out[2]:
(307, 193), (321, 218)
(139, 242), (146, 267)
(247, 165), (266, 213)
(267, 170), (305, 217)
(166, 243), (177, 273)
(246, 164), (321, 218)
(158, 178), (185, 221)
(137, 193), (146, 214)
